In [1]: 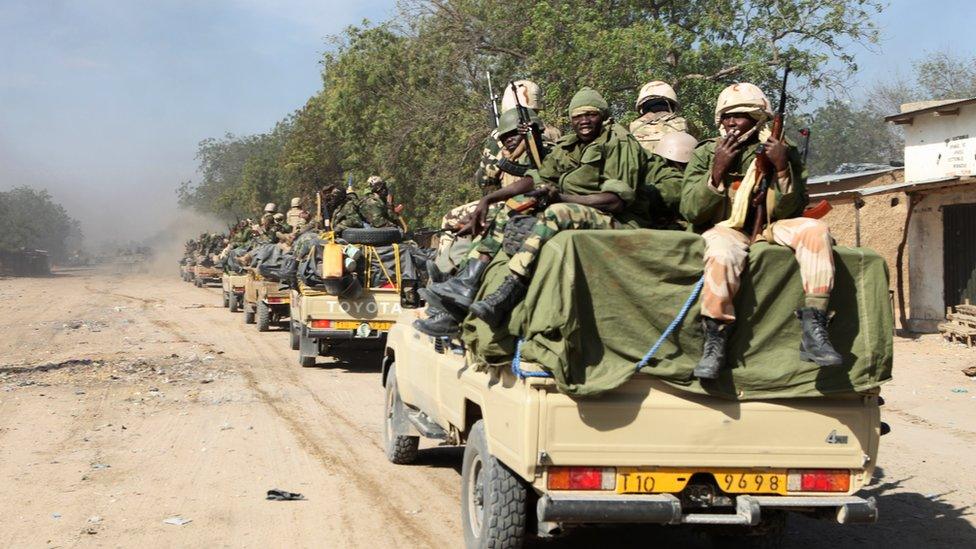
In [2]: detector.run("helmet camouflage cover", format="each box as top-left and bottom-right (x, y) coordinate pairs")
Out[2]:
(714, 82), (773, 127)
(655, 131), (698, 164)
(636, 80), (678, 110)
(501, 80), (544, 112)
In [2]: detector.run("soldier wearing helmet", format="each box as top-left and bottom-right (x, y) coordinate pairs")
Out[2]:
(680, 82), (840, 381)
(360, 175), (399, 229)
(629, 81), (689, 155)
(286, 197), (306, 230)
(475, 79), (562, 194)
(263, 202), (277, 214)
(324, 183), (365, 233)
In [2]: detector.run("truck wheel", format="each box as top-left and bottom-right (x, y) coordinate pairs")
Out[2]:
(461, 420), (528, 549)
(289, 321), (300, 350)
(222, 292), (230, 308)
(244, 306), (256, 324)
(299, 354), (316, 368)
(229, 295), (240, 313)
(383, 364), (419, 464)
(194, 278), (203, 287)
(256, 301), (271, 332)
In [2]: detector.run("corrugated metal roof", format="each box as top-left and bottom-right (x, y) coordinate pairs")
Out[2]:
(808, 167), (899, 186)
(810, 176), (969, 198)
(885, 97), (976, 124)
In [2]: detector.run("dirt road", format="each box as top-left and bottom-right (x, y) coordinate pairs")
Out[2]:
(1, 267), (974, 548)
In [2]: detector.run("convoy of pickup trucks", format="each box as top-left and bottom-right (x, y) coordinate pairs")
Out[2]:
(181, 227), (892, 548)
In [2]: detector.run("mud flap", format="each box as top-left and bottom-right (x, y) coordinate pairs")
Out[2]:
(299, 327), (318, 360)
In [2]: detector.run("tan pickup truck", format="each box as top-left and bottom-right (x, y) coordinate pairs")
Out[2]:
(382, 319), (881, 547)
(192, 265), (221, 287)
(242, 274), (291, 332)
(221, 273), (248, 312)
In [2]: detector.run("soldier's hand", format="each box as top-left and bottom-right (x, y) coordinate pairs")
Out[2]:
(711, 129), (742, 190)
(764, 134), (789, 172)
(463, 199), (490, 236)
(517, 122), (532, 136)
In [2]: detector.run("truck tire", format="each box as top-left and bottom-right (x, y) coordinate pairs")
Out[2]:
(244, 306), (256, 324)
(461, 420), (528, 549)
(340, 227), (403, 246)
(256, 301), (271, 332)
(222, 291), (230, 308)
(299, 354), (316, 368)
(382, 364), (419, 465)
(229, 295), (240, 313)
(289, 321), (300, 350)
(194, 277), (203, 287)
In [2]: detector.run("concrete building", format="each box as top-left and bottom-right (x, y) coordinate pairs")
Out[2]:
(809, 97), (976, 332)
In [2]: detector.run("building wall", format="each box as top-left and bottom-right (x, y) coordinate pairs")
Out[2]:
(906, 185), (976, 331)
(819, 192), (909, 327)
(903, 103), (976, 182)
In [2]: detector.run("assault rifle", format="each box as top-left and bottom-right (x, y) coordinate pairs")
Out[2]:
(509, 80), (545, 169)
(750, 65), (790, 242)
(485, 72), (500, 129)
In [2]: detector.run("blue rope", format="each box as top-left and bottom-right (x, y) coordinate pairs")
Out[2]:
(510, 275), (705, 379)
(511, 338), (553, 378)
(635, 276), (704, 371)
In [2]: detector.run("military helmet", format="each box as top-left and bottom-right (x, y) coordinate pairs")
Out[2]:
(714, 83), (772, 126)
(636, 81), (678, 110)
(290, 197), (301, 208)
(655, 132), (698, 164)
(501, 80), (544, 112)
(263, 202), (276, 213)
(366, 175), (384, 186)
(496, 107), (541, 136)
(273, 213), (284, 221)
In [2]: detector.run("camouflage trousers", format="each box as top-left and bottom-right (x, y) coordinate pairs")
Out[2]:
(508, 203), (616, 278)
(701, 217), (834, 322)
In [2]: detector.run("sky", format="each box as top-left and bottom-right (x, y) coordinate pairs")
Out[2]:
(1, 0), (974, 244)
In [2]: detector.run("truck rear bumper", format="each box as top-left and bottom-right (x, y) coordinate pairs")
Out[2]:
(304, 328), (387, 341)
(537, 493), (877, 526)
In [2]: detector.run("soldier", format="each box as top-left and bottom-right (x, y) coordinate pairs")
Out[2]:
(326, 185), (365, 233)
(680, 82), (841, 380)
(359, 176), (399, 229)
(286, 197), (306, 229)
(419, 87), (681, 333)
(629, 81), (689, 155)
(474, 79), (562, 194)
(264, 202), (277, 215)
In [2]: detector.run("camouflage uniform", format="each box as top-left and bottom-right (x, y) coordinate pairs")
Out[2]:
(332, 197), (365, 233)
(629, 111), (689, 155)
(680, 84), (831, 321)
(286, 207), (306, 229)
(359, 193), (398, 228)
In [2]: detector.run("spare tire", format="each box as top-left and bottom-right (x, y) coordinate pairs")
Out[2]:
(340, 227), (403, 246)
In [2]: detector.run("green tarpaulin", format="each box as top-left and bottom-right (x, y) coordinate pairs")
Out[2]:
(461, 230), (893, 399)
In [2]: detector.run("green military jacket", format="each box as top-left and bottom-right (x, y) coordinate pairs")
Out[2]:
(529, 121), (681, 228)
(359, 193), (398, 228)
(679, 138), (808, 233)
(332, 198), (365, 233)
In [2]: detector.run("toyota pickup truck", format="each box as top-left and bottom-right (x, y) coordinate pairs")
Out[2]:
(221, 272), (248, 312)
(380, 230), (891, 548)
(242, 273), (290, 332)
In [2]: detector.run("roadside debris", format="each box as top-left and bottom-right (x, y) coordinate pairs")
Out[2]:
(266, 489), (305, 501)
(951, 387), (969, 394)
(163, 516), (192, 526)
(963, 366), (976, 377)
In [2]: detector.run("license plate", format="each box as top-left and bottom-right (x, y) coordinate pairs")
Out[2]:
(331, 320), (394, 331)
(616, 469), (787, 495)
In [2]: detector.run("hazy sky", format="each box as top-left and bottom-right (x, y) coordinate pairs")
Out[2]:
(1, 0), (974, 244)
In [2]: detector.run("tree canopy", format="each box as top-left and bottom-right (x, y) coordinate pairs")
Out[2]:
(0, 186), (82, 261)
(178, 0), (885, 225)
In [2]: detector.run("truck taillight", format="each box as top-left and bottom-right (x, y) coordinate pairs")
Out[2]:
(233, 286), (244, 291)
(311, 320), (332, 328)
(547, 467), (616, 490)
(787, 469), (850, 492)
(266, 297), (286, 304)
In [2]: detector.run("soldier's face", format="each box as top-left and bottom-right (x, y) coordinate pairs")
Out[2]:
(720, 113), (758, 140)
(501, 132), (523, 152)
(571, 111), (604, 143)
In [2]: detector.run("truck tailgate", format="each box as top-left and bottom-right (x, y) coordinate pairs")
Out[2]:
(539, 377), (878, 471)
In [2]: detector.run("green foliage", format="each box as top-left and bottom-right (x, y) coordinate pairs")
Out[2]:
(795, 99), (900, 175)
(0, 186), (82, 260)
(178, 0), (883, 225)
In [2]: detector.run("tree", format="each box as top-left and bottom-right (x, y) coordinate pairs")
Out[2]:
(797, 99), (900, 174)
(0, 186), (83, 261)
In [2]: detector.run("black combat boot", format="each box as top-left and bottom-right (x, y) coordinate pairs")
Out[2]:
(426, 258), (448, 284)
(413, 309), (463, 337)
(693, 317), (730, 380)
(797, 308), (843, 367)
(429, 259), (489, 310)
(469, 274), (528, 328)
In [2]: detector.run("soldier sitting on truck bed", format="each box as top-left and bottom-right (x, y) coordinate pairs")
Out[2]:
(359, 176), (400, 229)
(414, 106), (554, 337)
(679, 82), (841, 380)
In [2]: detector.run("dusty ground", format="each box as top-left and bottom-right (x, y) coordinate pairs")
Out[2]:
(0, 266), (974, 548)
